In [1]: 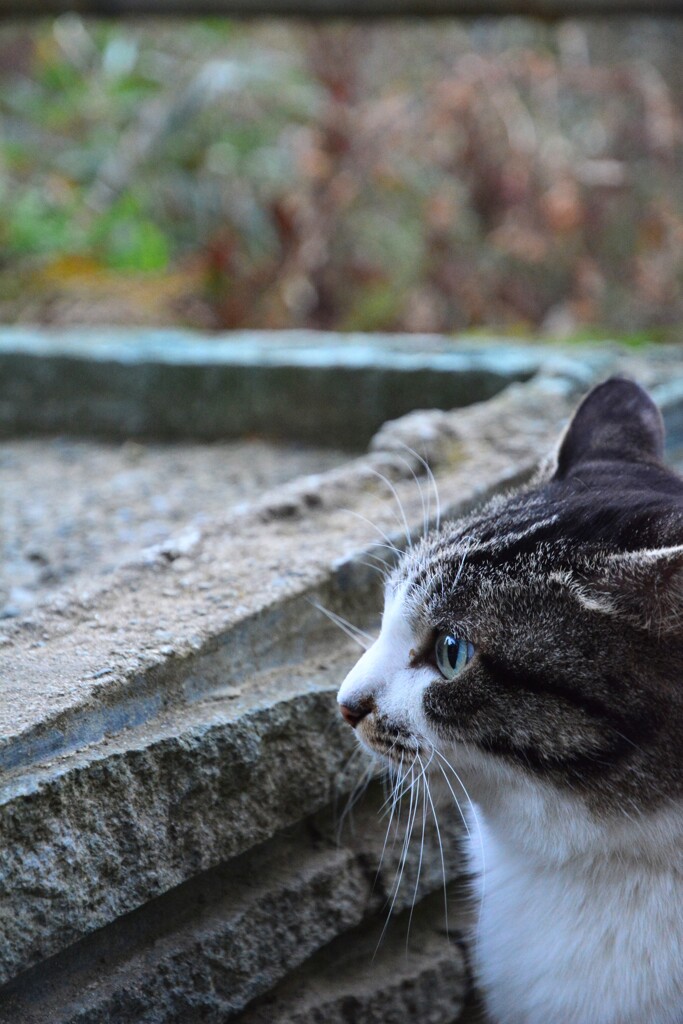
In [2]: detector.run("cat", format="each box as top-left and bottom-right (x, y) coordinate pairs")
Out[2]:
(337, 378), (683, 1024)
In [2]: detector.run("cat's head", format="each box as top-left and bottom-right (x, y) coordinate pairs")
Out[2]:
(337, 378), (683, 816)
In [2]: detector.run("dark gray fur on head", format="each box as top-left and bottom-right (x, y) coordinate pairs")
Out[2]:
(395, 378), (683, 814)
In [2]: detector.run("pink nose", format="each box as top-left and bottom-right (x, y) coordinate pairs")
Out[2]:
(339, 700), (373, 728)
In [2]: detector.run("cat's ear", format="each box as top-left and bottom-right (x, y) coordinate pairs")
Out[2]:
(573, 545), (683, 634)
(553, 378), (664, 480)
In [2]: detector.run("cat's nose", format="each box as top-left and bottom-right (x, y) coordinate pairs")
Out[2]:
(339, 698), (374, 728)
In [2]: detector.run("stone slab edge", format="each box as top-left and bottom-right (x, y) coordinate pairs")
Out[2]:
(0, 329), (591, 445)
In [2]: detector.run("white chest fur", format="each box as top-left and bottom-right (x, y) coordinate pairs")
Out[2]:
(466, 800), (683, 1024)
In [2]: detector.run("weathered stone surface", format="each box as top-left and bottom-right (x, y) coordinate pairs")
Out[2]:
(0, 789), (468, 1023)
(0, 367), (606, 988)
(239, 890), (469, 1024)
(0, 437), (347, 620)
(1, 371), (584, 776)
(0, 665), (358, 983)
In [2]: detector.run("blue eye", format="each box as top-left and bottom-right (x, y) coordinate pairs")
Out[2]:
(435, 633), (475, 680)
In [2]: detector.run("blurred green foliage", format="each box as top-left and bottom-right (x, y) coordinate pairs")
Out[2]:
(0, 17), (682, 336)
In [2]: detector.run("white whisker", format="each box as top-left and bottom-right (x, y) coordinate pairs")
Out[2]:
(337, 756), (375, 842)
(395, 441), (441, 534)
(342, 507), (403, 558)
(361, 551), (393, 573)
(367, 468), (413, 549)
(434, 747), (486, 935)
(375, 754), (405, 890)
(453, 534), (474, 589)
(375, 758), (420, 955)
(406, 755), (429, 950)
(350, 557), (392, 585)
(424, 765), (450, 942)
(434, 761), (471, 838)
(309, 599), (373, 650)
(391, 453), (428, 543)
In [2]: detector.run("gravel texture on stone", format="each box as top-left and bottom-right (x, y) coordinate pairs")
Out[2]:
(0, 788), (469, 1024)
(0, 437), (346, 619)
(239, 889), (469, 1024)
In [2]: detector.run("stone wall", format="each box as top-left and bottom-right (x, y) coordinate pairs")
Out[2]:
(1, 333), (682, 1023)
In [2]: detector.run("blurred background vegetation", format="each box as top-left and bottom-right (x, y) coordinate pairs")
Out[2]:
(0, 17), (682, 338)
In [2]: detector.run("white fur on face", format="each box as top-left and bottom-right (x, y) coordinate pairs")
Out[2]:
(337, 584), (433, 756)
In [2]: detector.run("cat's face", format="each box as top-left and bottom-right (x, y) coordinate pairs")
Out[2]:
(338, 378), (683, 816)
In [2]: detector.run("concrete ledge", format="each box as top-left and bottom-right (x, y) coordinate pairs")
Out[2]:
(0, 328), (553, 446)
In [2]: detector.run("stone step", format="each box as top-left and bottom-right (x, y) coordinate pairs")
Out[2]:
(0, 788), (469, 1024)
(238, 889), (470, 1024)
(0, 647), (363, 982)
